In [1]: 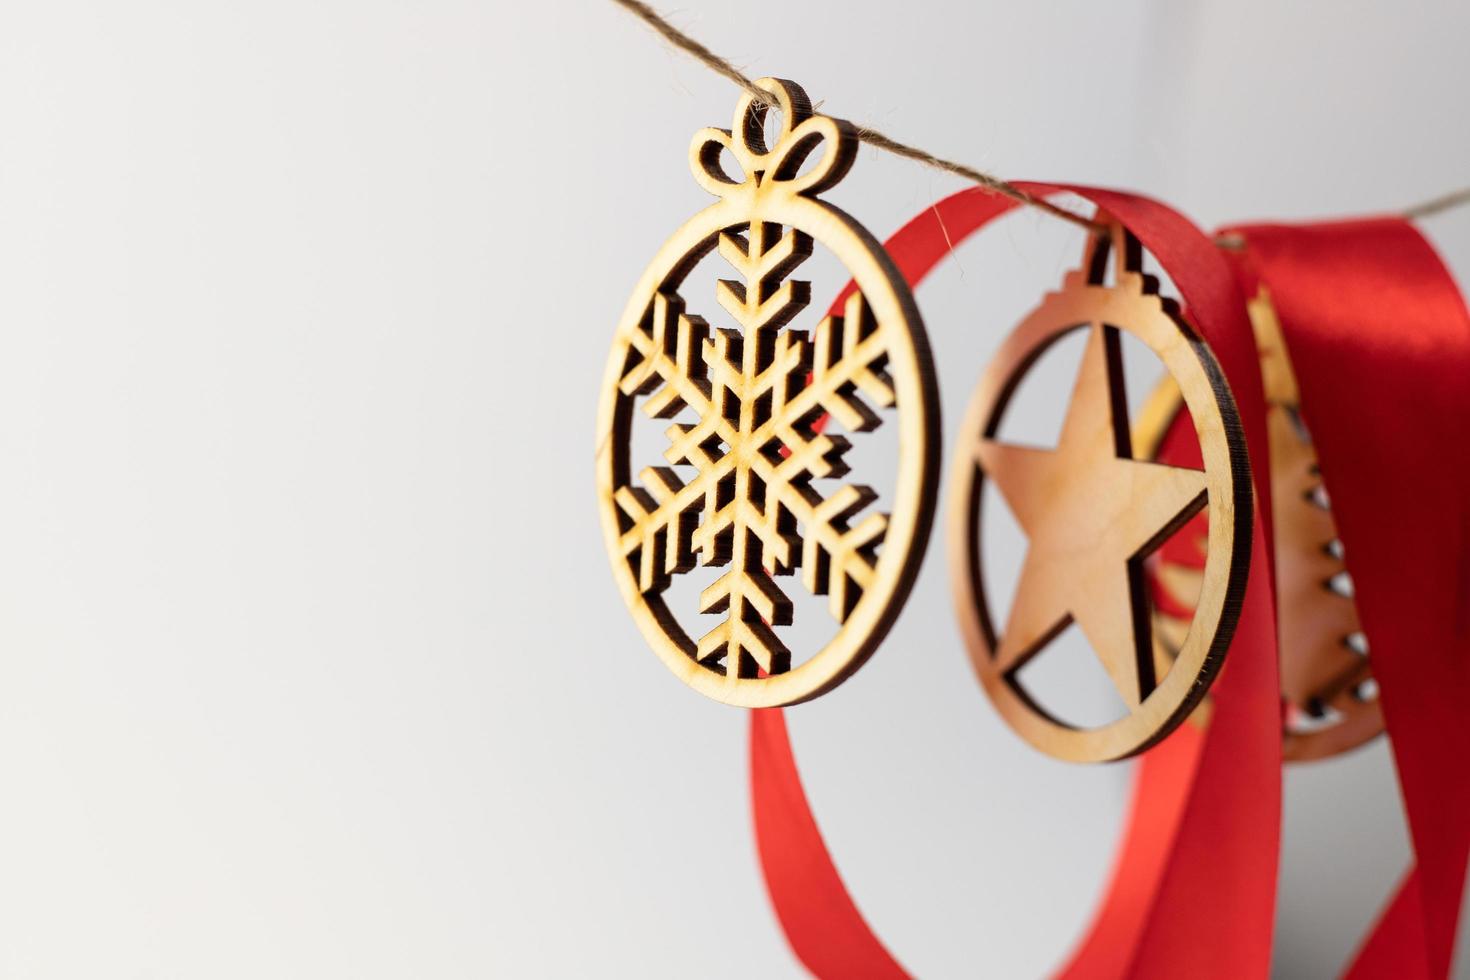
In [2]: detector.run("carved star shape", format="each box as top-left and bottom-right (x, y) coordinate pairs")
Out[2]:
(977, 323), (1208, 708)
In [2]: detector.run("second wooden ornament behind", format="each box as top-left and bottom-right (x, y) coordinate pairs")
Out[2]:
(948, 224), (1253, 762)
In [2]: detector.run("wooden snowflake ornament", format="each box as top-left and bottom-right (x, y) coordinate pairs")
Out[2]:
(948, 224), (1253, 762)
(596, 78), (939, 707)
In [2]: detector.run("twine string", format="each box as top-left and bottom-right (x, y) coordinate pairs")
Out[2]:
(1403, 186), (1470, 221)
(612, 0), (1104, 233)
(614, 0), (1469, 235)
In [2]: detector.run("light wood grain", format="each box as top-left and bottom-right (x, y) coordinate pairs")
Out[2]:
(595, 78), (939, 707)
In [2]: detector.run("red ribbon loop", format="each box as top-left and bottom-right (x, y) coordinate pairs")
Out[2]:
(752, 185), (1282, 979)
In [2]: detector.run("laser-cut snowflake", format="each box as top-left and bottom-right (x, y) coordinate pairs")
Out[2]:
(614, 219), (895, 678)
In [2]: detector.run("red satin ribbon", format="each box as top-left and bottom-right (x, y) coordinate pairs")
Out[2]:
(1226, 219), (1470, 979)
(751, 185), (1282, 978)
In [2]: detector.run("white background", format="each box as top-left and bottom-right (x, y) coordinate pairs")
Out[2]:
(1, 1), (1468, 976)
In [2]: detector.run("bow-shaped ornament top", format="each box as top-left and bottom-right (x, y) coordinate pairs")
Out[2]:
(688, 78), (856, 203)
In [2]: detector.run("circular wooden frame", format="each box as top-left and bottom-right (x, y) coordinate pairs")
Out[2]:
(595, 79), (939, 707)
(948, 227), (1252, 762)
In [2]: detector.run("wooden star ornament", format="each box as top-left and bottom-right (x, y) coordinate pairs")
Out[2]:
(949, 224), (1253, 762)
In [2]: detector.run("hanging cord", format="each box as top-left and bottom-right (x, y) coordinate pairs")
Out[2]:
(614, 0), (1470, 244)
(611, 0), (1105, 234)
